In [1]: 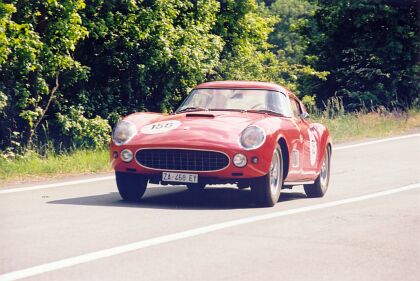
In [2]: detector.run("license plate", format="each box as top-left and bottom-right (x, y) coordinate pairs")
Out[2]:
(162, 172), (198, 183)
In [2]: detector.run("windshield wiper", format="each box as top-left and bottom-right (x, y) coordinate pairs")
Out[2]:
(246, 109), (286, 117)
(176, 107), (208, 113)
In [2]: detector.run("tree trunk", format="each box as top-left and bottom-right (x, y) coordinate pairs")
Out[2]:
(27, 72), (59, 147)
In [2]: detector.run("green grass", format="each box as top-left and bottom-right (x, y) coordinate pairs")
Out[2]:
(0, 149), (111, 185)
(313, 110), (420, 143)
(1, 110), (419, 185)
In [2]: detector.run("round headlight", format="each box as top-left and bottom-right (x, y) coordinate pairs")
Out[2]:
(233, 153), (247, 168)
(239, 126), (266, 150)
(121, 149), (133, 162)
(112, 121), (137, 146)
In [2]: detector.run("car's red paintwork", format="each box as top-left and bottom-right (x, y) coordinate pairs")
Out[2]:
(110, 81), (332, 185)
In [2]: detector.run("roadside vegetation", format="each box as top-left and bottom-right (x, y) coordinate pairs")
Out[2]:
(315, 110), (420, 143)
(0, 0), (418, 184)
(0, 149), (109, 184)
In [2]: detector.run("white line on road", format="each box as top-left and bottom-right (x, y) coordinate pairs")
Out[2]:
(1, 182), (419, 281)
(1, 133), (419, 194)
(0, 176), (115, 194)
(334, 133), (420, 151)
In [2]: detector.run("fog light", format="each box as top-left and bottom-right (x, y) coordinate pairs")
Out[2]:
(233, 153), (247, 168)
(121, 149), (133, 162)
(251, 156), (259, 164)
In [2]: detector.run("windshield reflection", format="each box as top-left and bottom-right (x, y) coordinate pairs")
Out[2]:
(176, 89), (290, 116)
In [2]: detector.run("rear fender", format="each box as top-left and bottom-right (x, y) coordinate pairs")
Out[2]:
(311, 123), (332, 171)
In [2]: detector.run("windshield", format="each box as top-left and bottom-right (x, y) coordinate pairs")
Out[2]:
(176, 89), (291, 116)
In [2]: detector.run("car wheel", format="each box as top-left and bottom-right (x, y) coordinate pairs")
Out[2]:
(304, 146), (331, 198)
(186, 183), (206, 191)
(116, 172), (148, 202)
(251, 144), (283, 207)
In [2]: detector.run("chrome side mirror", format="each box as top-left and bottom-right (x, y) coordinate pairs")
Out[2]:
(300, 112), (309, 119)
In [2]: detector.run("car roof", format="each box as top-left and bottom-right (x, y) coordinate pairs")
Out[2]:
(195, 80), (290, 94)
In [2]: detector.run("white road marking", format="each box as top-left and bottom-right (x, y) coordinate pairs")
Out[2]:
(334, 133), (420, 151)
(1, 133), (419, 194)
(0, 176), (115, 194)
(1, 182), (419, 281)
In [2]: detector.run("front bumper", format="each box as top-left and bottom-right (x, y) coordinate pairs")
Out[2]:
(110, 143), (272, 180)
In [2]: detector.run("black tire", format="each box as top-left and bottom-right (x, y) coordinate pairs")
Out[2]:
(186, 183), (206, 191)
(304, 146), (331, 198)
(251, 144), (283, 207)
(116, 172), (148, 202)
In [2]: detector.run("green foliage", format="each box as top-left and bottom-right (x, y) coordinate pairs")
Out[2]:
(0, 149), (110, 181)
(252, 0), (328, 92)
(267, 0), (316, 64)
(302, 0), (420, 110)
(0, 91), (7, 112)
(0, 0), (88, 149)
(56, 106), (111, 149)
(313, 109), (420, 143)
(71, 0), (224, 117)
(2, 0), (417, 155)
(301, 94), (316, 112)
(213, 0), (274, 80)
(1, 0), (325, 153)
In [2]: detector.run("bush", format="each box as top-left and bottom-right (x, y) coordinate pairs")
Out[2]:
(56, 106), (111, 149)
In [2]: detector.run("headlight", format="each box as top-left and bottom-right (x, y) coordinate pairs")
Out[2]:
(112, 121), (137, 146)
(239, 126), (266, 150)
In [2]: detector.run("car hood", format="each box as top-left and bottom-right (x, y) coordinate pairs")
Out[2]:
(127, 111), (266, 148)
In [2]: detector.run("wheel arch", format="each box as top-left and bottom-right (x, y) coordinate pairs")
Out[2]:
(277, 137), (289, 180)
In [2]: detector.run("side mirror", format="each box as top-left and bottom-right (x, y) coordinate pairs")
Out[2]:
(300, 112), (309, 120)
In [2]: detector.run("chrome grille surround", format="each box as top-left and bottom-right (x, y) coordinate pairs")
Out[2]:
(135, 148), (230, 172)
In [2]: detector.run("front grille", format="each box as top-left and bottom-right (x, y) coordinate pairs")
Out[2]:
(136, 149), (229, 171)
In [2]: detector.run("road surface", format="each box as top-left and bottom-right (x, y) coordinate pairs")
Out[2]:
(1, 134), (419, 281)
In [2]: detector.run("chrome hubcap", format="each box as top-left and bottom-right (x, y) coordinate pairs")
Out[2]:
(320, 152), (329, 187)
(270, 150), (280, 194)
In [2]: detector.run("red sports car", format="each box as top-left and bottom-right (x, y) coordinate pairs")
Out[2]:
(110, 81), (332, 207)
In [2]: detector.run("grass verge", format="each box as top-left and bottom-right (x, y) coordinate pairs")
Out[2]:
(313, 110), (420, 142)
(0, 149), (110, 185)
(1, 110), (419, 185)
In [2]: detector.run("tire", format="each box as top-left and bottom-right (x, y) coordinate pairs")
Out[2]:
(304, 146), (331, 198)
(116, 172), (148, 202)
(251, 144), (283, 207)
(186, 183), (206, 191)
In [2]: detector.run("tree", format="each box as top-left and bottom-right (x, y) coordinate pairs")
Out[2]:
(303, 0), (420, 110)
(267, 0), (316, 64)
(0, 0), (328, 152)
(67, 0), (223, 120)
(0, 0), (88, 149)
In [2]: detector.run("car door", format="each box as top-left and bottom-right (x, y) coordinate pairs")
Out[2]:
(289, 97), (317, 179)
(279, 96), (304, 181)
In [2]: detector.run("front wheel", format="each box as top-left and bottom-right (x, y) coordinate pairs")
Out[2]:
(304, 146), (331, 198)
(251, 145), (283, 207)
(116, 172), (148, 202)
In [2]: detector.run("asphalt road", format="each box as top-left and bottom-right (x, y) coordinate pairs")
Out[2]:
(1, 134), (419, 281)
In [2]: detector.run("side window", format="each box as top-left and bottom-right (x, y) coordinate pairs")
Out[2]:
(268, 92), (292, 117)
(290, 98), (302, 119)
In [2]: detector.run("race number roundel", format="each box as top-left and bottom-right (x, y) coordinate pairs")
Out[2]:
(141, 120), (181, 134)
(308, 129), (317, 166)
